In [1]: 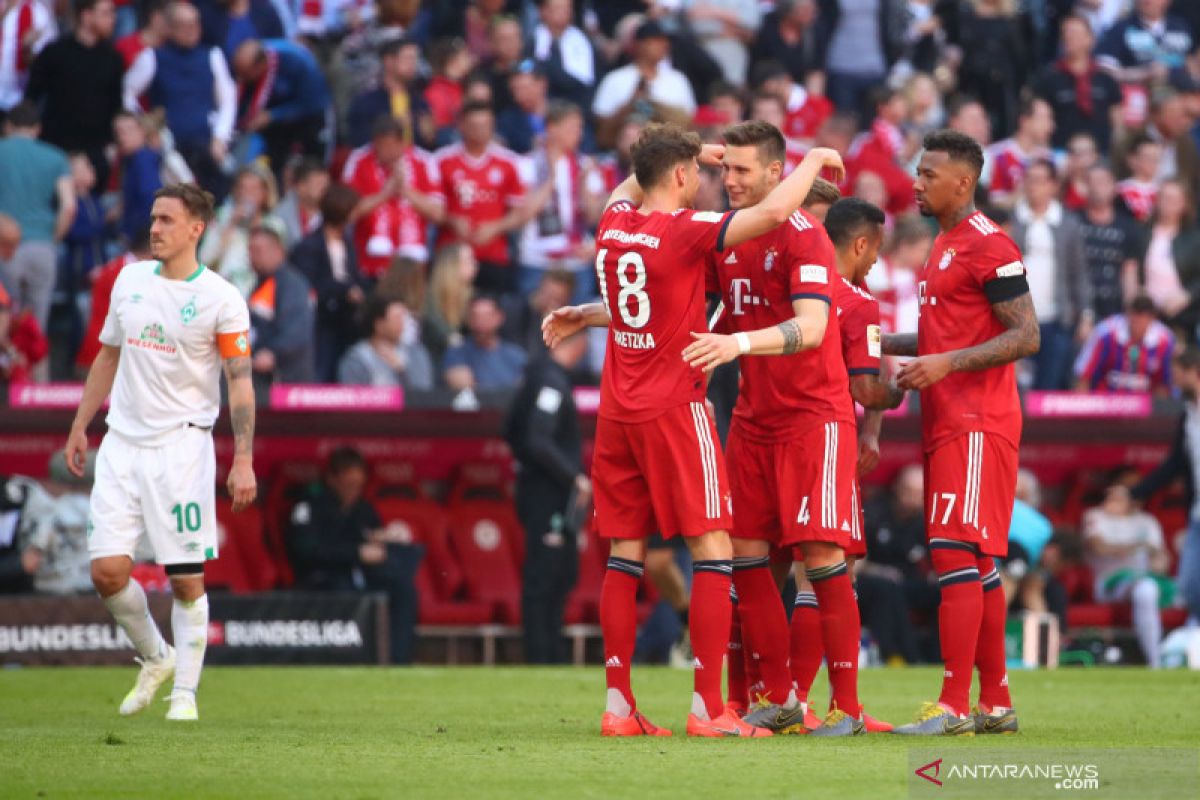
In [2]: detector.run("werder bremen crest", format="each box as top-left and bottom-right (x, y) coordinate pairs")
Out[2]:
(181, 296), (197, 324)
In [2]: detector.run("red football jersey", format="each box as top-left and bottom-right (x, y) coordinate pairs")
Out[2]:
(595, 201), (734, 423)
(917, 211), (1025, 452)
(342, 145), (442, 277)
(705, 209), (854, 442)
(1116, 178), (1157, 222)
(434, 143), (526, 264)
(837, 276), (882, 377)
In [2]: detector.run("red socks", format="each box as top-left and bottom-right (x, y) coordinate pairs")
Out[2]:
(806, 562), (860, 717)
(601, 557), (643, 712)
(976, 557), (1012, 710)
(691, 560), (733, 719)
(726, 587), (749, 709)
(788, 591), (823, 704)
(732, 557), (793, 704)
(931, 542), (983, 717)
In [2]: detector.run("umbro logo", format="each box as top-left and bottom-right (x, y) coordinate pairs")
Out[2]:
(725, 252), (738, 265)
(605, 656), (622, 668)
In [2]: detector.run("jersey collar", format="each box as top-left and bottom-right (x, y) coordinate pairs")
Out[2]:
(153, 262), (206, 282)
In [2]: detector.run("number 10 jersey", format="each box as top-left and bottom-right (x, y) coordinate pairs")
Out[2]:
(594, 200), (735, 423)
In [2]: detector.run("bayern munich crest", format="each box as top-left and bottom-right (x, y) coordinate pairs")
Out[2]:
(938, 248), (956, 270)
(764, 248), (777, 272)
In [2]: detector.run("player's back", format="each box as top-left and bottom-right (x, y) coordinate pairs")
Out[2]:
(917, 211), (1024, 452)
(595, 200), (733, 423)
(707, 210), (854, 441)
(836, 276), (883, 377)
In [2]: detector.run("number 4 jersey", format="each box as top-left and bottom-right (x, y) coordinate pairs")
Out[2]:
(594, 200), (735, 423)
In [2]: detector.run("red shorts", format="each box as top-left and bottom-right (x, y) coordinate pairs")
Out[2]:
(924, 432), (1018, 558)
(726, 420), (858, 549)
(845, 479), (866, 558)
(592, 401), (731, 540)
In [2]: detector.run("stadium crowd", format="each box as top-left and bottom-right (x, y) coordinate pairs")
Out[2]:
(1, 0), (1199, 665)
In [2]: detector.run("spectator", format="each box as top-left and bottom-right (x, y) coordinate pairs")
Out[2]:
(435, 101), (535, 296)
(345, 37), (434, 149)
(343, 116), (444, 281)
(505, 327), (589, 664)
(0, 278), (48, 383)
(857, 463), (937, 664)
(687, 0), (760, 88)
(1141, 178), (1200, 322)
(122, 1), (237, 198)
(592, 21), (697, 149)
(1130, 346), (1200, 626)
(0, 102), (73, 348)
(424, 243), (476, 366)
(115, 0), (167, 69)
(895, 0), (946, 76)
(286, 446), (422, 664)
(902, 71), (944, 137)
(1036, 14), (1124, 153)
(1098, 0), (1193, 86)
(461, 69), (495, 109)
(1001, 469), (1056, 609)
(0, 0), (55, 111)
(496, 59), (549, 154)
(750, 0), (822, 84)
(337, 294), (433, 390)
(246, 223), (315, 389)
(232, 38), (331, 180)
(987, 96), (1055, 209)
(705, 80), (746, 129)
(20, 450), (96, 595)
(0, 472), (51, 593)
(954, 0), (1028, 139)
(1078, 163), (1145, 322)
(1011, 159), (1091, 390)
(290, 182), (366, 382)
(200, 164), (281, 297)
(442, 294), (526, 392)
(1116, 135), (1164, 221)
(484, 15), (524, 111)
(516, 101), (604, 299)
(198, 0), (283, 59)
(424, 37), (473, 135)
(1117, 88), (1200, 189)
(76, 227), (148, 372)
(1084, 480), (1174, 667)
(459, 0), (507, 61)
(819, 0), (902, 121)
(502, 268), (573, 355)
(754, 59), (834, 146)
(56, 152), (105, 373)
(275, 158), (329, 246)
(113, 112), (163, 244)
(1074, 294), (1176, 394)
(0, 213), (18, 271)
(1061, 133), (1100, 211)
(24, 0), (123, 192)
(848, 85), (919, 215)
(529, 0), (597, 111)
(867, 213), (928, 338)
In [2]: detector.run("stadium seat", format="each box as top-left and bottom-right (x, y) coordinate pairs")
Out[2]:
(373, 496), (463, 599)
(214, 499), (275, 592)
(446, 503), (524, 624)
(415, 570), (494, 626)
(262, 461), (323, 588)
(564, 523), (605, 624)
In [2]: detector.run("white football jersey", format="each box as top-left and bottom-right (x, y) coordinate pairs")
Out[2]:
(100, 261), (251, 445)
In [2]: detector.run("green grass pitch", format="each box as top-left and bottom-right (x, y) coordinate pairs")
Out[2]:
(3, 666), (1198, 798)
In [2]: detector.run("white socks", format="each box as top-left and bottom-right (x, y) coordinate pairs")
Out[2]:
(605, 687), (632, 717)
(103, 579), (167, 661)
(171, 594), (210, 694)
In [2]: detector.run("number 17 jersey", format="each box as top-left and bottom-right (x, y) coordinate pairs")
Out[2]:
(594, 200), (735, 423)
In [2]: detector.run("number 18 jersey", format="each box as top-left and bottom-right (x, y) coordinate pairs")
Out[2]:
(594, 200), (735, 423)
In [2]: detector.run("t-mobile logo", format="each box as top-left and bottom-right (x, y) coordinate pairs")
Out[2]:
(730, 278), (767, 315)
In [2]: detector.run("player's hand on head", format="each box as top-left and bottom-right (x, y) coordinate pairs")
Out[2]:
(683, 331), (739, 373)
(699, 143), (726, 166)
(227, 459), (257, 513)
(895, 353), (952, 390)
(541, 306), (585, 347)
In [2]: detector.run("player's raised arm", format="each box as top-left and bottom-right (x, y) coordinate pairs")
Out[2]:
(895, 292), (1040, 391)
(719, 147), (845, 250)
(65, 344), (121, 476)
(221, 341), (257, 513)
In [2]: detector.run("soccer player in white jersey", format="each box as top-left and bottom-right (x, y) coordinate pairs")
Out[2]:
(65, 184), (257, 721)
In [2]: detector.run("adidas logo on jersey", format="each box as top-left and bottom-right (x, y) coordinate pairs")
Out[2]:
(725, 252), (738, 265)
(606, 656), (622, 668)
(841, 520), (851, 532)
(692, 658), (704, 670)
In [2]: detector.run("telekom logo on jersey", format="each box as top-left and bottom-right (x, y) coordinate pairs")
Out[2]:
(729, 279), (772, 316)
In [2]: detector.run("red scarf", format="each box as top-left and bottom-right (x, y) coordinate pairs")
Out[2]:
(14, 0), (35, 72)
(1058, 58), (1095, 116)
(239, 48), (279, 129)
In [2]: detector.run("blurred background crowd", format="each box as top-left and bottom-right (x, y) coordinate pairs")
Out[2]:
(2, 0), (1199, 666)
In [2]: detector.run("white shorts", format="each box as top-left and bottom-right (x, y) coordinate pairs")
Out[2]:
(89, 427), (218, 566)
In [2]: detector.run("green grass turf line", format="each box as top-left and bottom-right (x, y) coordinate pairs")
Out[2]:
(2, 666), (1197, 799)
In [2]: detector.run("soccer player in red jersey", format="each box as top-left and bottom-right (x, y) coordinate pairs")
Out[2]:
(683, 122), (872, 737)
(887, 130), (1040, 736)
(543, 124), (843, 738)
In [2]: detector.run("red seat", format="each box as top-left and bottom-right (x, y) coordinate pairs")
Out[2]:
(213, 500), (275, 592)
(446, 504), (523, 624)
(374, 496), (463, 598)
(263, 462), (322, 587)
(1067, 603), (1189, 630)
(447, 463), (523, 565)
(415, 570), (495, 625)
(565, 523), (605, 624)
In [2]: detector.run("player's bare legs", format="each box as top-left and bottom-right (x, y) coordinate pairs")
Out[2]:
(91, 555), (175, 716)
(799, 541), (865, 736)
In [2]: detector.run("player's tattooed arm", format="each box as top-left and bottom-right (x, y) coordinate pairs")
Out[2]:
(777, 319), (803, 354)
(683, 299), (827, 372)
(223, 355), (258, 512)
(882, 333), (918, 356)
(895, 293), (1039, 390)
